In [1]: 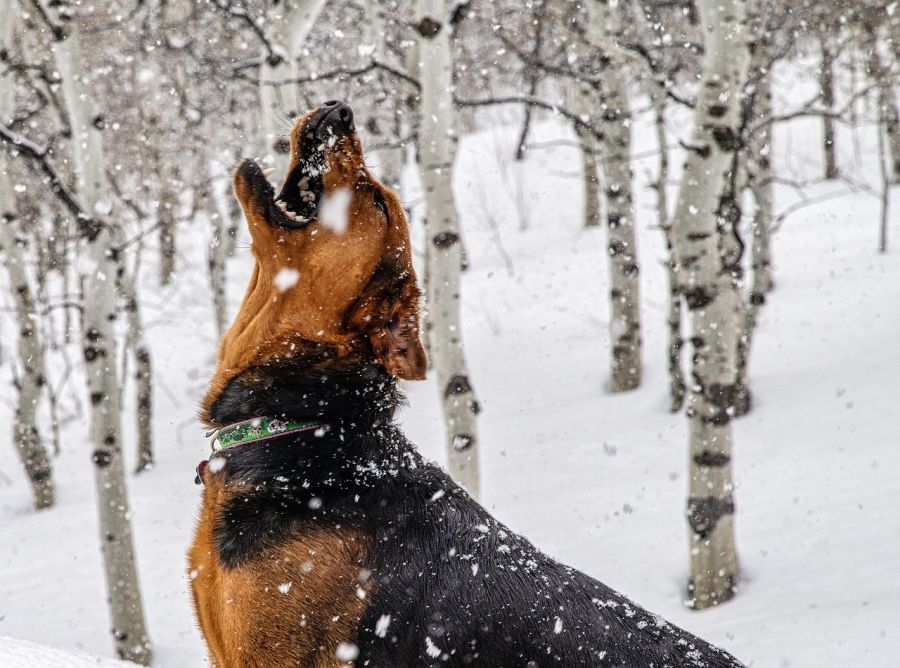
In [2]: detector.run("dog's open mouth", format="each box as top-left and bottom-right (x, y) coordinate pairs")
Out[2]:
(237, 101), (356, 231)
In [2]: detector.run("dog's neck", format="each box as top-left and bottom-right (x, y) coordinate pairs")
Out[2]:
(200, 347), (412, 508)
(207, 345), (404, 436)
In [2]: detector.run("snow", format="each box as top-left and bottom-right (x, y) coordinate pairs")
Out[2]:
(317, 186), (352, 234)
(1, 63), (898, 666)
(374, 614), (391, 638)
(0, 636), (136, 667)
(424, 636), (443, 659)
(273, 266), (300, 292)
(335, 641), (359, 661)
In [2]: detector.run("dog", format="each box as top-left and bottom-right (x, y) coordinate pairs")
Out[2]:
(188, 100), (743, 667)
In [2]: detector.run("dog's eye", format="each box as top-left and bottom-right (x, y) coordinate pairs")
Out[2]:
(374, 192), (388, 218)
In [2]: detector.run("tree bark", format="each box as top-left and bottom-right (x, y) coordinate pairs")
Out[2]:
(0, 223), (56, 510)
(362, 0), (405, 192)
(586, 0), (642, 393)
(735, 30), (775, 416)
(867, 38), (900, 184)
(259, 0), (328, 175)
(577, 126), (602, 228)
(157, 174), (177, 286)
(0, 4), (55, 510)
(204, 173), (230, 337)
(670, 0), (750, 610)
(819, 36), (839, 180)
(49, 5), (152, 660)
(119, 258), (154, 473)
(652, 98), (686, 412)
(417, 0), (481, 498)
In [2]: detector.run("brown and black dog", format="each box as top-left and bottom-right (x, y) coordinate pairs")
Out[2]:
(189, 100), (743, 667)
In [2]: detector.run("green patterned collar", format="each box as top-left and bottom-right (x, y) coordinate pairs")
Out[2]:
(209, 417), (328, 453)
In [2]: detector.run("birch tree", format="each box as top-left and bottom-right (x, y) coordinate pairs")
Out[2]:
(119, 252), (154, 473)
(653, 97), (687, 412)
(258, 0), (327, 174)
(0, 218), (56, 509)
(566, 39), (602, 230)
(417, 0), (481, 498)
(670, 0), (750, 610)
(362, 0), (405, 191)
(819, 34), (839, 180)
(585, 0), (642, 393)
(45, 3), (152, 660)
(0, 4), (55, 510)
(735, 22), (775, 414)
(865, 19), (900, 184)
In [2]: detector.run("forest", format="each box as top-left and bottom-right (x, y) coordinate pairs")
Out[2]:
(0, 0), (898, 665)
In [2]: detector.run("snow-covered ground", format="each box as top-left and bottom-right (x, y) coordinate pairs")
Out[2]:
(1, 66), (898, 666)
(0, 636), (135, 668)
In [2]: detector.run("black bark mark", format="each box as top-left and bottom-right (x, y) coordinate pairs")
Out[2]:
(703, 382), (736, 425)
(693, 451), (730, 467)
(683, 286), (713, 310)
(445, 374), (472, 398)
(432, 231), (460, 248)
(417, 17), (442, 38)
(687, 495), (734, 539)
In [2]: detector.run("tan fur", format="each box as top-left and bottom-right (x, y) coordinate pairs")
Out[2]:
(201, 109), (425, 427)
(188, 473), (373, 667)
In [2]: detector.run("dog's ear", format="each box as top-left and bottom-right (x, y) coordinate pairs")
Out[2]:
(368, 282), (427, 381)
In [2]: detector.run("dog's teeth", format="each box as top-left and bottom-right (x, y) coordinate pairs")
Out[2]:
(262, 167), (276, 177)
(276, 200), (288, 212)
(298, 177), (309, 189)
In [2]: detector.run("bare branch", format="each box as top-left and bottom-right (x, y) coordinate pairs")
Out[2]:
(263, 59), (421, 90)
(0, 123), (84, 220)
(454, 95), (605, 141)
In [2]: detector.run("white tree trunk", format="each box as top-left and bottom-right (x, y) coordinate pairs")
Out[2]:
(651, 96), (686, 412)
(49, 6), (152, 660)
(819, 36), (839, 180)
(868, 38), (900, 183)
(417, 0), (481, 498)
(576, 125), (602, 228)
(259, 0), (327, 175)
(157, 173), (178, 285)
(0, 224), (56, 509)
(207, 198), (230, 338)
(363, 0), (404, 191)
(670, 0), (750, 610)
(735, 31), (775, 415)
(119, 257), (154, 473)
(0, 3), (55, 510)
(585, 0), (642, 393)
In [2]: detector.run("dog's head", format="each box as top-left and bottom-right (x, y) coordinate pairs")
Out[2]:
(203, 101), (426, 424)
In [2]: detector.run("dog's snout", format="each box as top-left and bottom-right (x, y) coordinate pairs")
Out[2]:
(320, 100), (355, 133)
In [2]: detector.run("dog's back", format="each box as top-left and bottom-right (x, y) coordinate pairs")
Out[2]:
(357, 431), (740, 667)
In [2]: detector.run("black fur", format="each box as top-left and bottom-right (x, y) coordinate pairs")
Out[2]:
(208, 356), (744, 667)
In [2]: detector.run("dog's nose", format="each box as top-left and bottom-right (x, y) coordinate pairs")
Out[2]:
(320, 100), (355, 133)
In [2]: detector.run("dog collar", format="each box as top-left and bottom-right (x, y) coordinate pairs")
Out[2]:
(195, 417), (328, 485)
(209, 417), (327, 452)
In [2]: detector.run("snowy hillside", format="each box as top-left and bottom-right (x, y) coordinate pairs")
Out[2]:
(1, 66), (899, 666)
